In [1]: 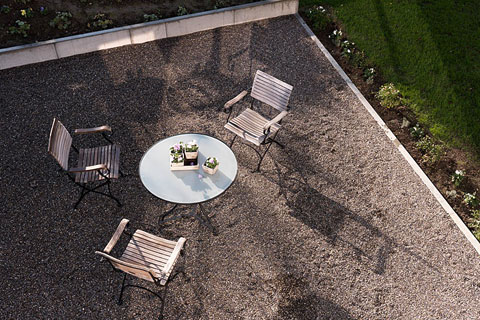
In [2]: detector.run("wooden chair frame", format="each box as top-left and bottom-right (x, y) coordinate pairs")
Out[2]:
(48, 118), (122, 209)
(223, 70), (292, 172)
(96, 219), (186, 320)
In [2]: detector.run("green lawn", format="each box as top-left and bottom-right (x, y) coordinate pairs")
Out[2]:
(301, 0), (480, 153)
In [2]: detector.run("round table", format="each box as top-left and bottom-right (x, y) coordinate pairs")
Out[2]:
(139, 133), (237, 233)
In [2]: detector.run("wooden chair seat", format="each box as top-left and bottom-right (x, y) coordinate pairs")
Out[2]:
(75, 144), (120, 183)
(225, 108), (280, 146)
(119, 230), (182, 285)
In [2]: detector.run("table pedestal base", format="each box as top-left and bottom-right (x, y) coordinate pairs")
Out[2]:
(159, 203), (217, 235)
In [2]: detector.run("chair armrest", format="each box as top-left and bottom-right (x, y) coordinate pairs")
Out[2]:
(161, 237), (186, 284)
(68, 164), (107, 173)
(74, 125), (112, 134)
(263, 110), (289, 134)
(103, 219), (130, 254)
(224, 90), (248, 112)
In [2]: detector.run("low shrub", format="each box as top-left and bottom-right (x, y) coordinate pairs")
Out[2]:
(451, 169), (465, 188)
(306, 5), (330, 30)
(20, 7), (34, 18)
(8, 20), (30, 37)
(352, 50), (367, 69)
(415, 136), (444, 165)
(39, 6), (48, 16)
(143, 13), (159, 22)
(50, 12), (72, 30)
(410, 123), (425, 140)
(177, 6), (188, 16)
(1, 5), (11, 14)
(464, 192), (478, 208)
(340, 40), (355, 60)
(363, 67), (376, 84)
(90, 13), (113, 30)
(328, 29), (342, 47)
(214, 0), (226, 9)
(468, 209), (480, 241)
(376, 83), (402, 109)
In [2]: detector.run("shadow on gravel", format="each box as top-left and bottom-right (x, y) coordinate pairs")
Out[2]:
(275, 274), (356, 320)
(266, 133), (440, 276)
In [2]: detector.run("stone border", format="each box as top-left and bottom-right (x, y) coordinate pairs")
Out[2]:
(295, 14), (480, 255)
(0, 0), (298, 70)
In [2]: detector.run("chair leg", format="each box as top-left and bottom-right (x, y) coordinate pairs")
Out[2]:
(158, 282), (169, 320)
(253, 131), (283, 172)
(107, 181), (122, 207)
(117, 273), (127, 305)
(229, 135), (237, 148)
(253, 142), (273, 173)
(74, 185), (88, 209)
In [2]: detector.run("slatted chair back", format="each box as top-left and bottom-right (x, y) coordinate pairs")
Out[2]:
(251, 70), (293, 112)
(96, 251), (157, 283)
(48, 118), (72, 171)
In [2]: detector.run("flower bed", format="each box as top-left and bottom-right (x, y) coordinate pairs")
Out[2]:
(0, 0), (255, 49)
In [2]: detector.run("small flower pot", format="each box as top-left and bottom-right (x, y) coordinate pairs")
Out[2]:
(185, 151), (198, 160)
(171, 161), (184, 167)
(202, 164), (219, 175)
(170, 154), (184, 167)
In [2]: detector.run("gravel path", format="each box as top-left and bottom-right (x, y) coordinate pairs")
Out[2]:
(1, 15), (480, 319)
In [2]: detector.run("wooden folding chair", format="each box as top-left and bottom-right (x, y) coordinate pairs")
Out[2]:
(96, 219), (186, 319)
(224, 70), (293, 172)
(48, 118), (122, 209)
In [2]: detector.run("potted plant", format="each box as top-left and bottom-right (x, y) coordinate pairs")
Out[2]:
(202, 157), (219, 175)
(170, 142), (184, 154)
(184, 140), (199, 159)
(170, 152), (184, 167)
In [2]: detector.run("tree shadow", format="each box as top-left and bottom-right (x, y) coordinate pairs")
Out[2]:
(262, 131), (439, 275)
(275, 273), (356, 320)
(372, 0), (403, 77)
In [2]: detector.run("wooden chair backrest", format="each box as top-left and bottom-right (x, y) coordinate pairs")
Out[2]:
(48, 118), (72, 171)
(251, 70), (293, 112)
(95, 251), (157, 283)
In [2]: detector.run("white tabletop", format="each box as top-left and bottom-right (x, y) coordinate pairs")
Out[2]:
(139, 134), (237, 204)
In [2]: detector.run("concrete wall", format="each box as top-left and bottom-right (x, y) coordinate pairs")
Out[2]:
(0, 0), (298, 70)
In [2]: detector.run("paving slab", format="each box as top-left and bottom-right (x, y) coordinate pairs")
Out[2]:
(0, 15), (479, 319)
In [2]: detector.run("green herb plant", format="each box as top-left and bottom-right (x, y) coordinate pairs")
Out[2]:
(91, 13), (113, 30)
(50, 12), (72, 30)
(415, 136), (444, 165)
(143, 14), (159, 22)
(363, 67), (376, 84)
(177, 6), (188, 16)
(8, 20), (30, 37)
(1, 5), (11, 14)
(410, 123), (425, 140)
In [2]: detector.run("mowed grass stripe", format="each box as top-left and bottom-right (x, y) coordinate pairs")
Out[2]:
(302, 0), (480, 153)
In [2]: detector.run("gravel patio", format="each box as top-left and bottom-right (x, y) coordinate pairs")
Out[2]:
(1, 15), (480, 319)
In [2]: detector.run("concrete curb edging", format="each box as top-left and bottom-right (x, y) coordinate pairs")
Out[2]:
(0, 0), (298, 70)
(295, 14), (480, 255)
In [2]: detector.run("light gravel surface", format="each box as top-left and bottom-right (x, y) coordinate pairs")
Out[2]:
(1, 16), (480, 319)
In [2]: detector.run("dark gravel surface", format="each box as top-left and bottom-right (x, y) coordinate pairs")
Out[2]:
(1, 15), (480, 319)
